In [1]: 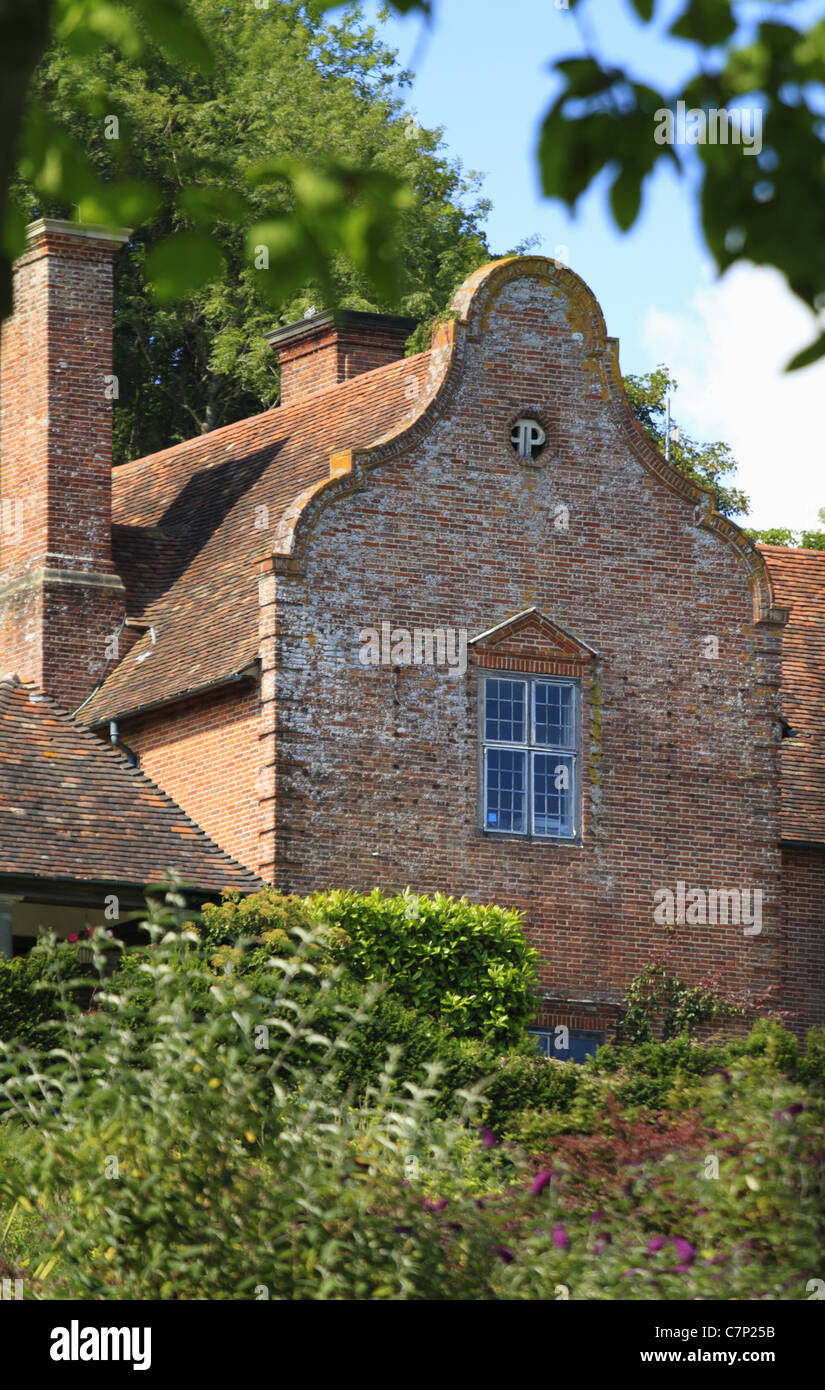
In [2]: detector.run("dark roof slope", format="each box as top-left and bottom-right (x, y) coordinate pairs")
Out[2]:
(0, 678), (263, 891)
(758, 545), (825, 844)
(78, 350), (432, 725)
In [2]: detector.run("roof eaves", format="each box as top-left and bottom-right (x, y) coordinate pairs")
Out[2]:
(81, 662), (259, 728)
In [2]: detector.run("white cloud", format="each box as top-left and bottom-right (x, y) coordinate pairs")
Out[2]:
(641, 263), (825, 531)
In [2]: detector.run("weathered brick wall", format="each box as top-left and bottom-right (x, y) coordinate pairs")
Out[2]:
(781, 845), (825, 1029)
(264, 259), (791, 1028)
(119, 682), (265, 879)
(0, 220), (127, 710)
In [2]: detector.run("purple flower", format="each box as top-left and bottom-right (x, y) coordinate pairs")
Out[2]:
(647, 1235), (696, 1268)
(774, 1102), (805, 1120)
(672, 1238), (696, 1267)
(394, 1225), (411, 1235)
(424, 1197), (447, 1212)
(552, 1224), (569, 1250)
(593, 1233), (612, 1255)
(589, 1209), (607, 1223)
(480, 1126), (497, 1148)
(529, 1169), (553, 1198)
(493, 1245), (516, 1265)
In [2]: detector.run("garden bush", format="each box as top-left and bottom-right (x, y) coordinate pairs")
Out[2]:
(0, 937), (112, 1051)
(310, 887), (540, 1044)
(613, 962), (746, 1043)
(1, 892), (823, 1300)
(198, 888), (317, 953)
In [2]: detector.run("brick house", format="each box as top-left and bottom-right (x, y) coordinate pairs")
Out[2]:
(1, 219), (822, 1039)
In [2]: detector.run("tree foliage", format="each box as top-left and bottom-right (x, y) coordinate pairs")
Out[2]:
(747, 508), (825, 550)
(539, 0), (825, 369)
(11, 2), (491, 460)
(624, 363), (748, 517)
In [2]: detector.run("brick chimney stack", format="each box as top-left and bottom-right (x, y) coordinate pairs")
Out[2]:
(267, 309), (417, 407)
(0, 218), (130, 711)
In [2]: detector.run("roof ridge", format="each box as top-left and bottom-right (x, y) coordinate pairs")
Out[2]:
(757, 544), (825, 557)
(116, 348), (432, 476)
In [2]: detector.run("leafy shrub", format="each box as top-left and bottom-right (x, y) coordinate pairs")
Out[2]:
(742, 1017), (800, 1072)
(198, 888), (317, 954)
(614, 962), (745, 1043)
(0, 940), (106, 1051)
(0, 895), (823, 1300)
(0, 897), (519, 1299)
(310, 887), (540, 1044)
(798, 1027), (825, 1085)
(0, 953), (57, 1050)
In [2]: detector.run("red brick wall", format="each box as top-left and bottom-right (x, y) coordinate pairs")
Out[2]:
(0, 220), (127, 710)
(781, 844), (825, 1031)
(119, 683), (265, 879)
(263, 261), (792, 1028)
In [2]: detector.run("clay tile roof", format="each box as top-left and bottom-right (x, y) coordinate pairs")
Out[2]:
(758, 545), (825, 844)
(78, 350), (432, 726)
(0, 678), (263, 891)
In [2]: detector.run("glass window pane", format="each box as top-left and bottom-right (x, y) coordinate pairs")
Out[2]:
(484, 679), (526, 743)
(534, 682), (573, 748)
(528, 1029), (553, 1058)
(485, 748), (526, 832)
(552, 1030), (604, 1063)
(532, 752), (575, 837)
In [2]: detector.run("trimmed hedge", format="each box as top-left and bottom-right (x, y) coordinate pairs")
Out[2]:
(311, 887), (540, 1044)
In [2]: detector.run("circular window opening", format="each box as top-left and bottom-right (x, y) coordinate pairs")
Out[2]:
(510, 416), (546, 462)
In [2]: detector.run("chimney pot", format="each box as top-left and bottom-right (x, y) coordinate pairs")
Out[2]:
(266, 309), (417, 407)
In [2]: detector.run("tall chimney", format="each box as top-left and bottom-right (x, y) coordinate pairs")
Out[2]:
(0, 218), (129, 711)
(267, 309), (417, 407)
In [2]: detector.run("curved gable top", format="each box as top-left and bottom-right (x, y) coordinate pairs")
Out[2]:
(272, 255), (784, 629)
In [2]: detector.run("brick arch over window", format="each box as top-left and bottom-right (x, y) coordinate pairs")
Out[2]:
(469, 607), (599, 678)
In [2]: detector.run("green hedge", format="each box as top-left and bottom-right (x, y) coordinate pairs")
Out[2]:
(3, 894), (823, 1142)
(0, 942), (96, 1051)
(311, 887), (540, 1044)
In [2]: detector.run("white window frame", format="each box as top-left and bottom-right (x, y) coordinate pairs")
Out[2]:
(479, 673), (581, 841)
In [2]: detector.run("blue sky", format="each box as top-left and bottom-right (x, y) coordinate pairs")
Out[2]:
(348, 0), (825, 531)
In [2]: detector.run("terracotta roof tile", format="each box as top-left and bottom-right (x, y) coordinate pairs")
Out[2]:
(0, 678), (263, 891)
(758, 545), (825, 844)
(78, 351), (432, 724)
